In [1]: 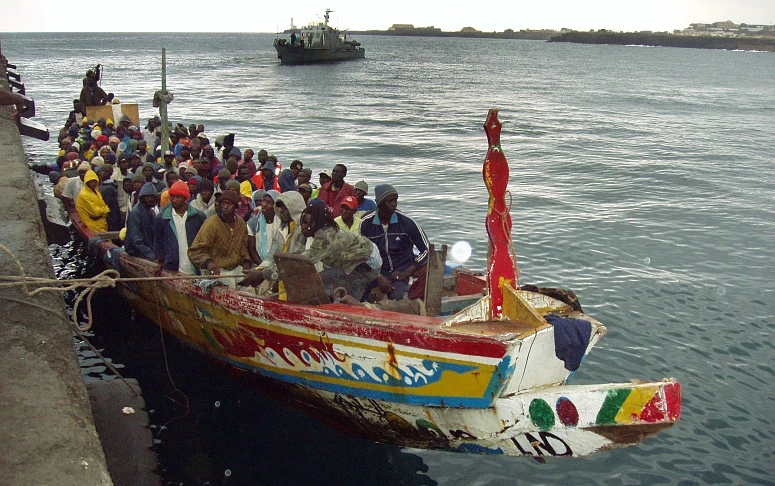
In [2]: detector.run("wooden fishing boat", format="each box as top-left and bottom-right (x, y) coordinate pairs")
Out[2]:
(68, 110), (680, 458)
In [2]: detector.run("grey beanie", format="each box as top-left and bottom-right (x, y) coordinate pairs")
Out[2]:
(374, 184), (398, 207)
(252, 189), (267, 205)
(354, 180), (368, 193)
(139, 182), (158, 197)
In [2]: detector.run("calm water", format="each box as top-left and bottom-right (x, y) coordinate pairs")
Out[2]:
(3, 32), (775, 485)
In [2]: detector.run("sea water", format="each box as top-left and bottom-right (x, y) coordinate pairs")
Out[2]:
(3, 32), (774, 484)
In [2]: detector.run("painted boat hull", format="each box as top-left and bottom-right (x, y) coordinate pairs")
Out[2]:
(275, 44), (365, 64)
(258, 376), (680, 457)
(71, 205), (680, 457)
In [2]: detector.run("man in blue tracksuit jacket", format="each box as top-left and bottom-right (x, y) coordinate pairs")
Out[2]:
(155, 181), (207, 273)
(359, 184), (429, 301)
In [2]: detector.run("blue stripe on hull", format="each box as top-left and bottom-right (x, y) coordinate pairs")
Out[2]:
(217, 352), (513, 408)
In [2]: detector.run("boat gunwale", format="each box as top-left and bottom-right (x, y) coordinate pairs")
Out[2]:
(73, 208), (523, 359)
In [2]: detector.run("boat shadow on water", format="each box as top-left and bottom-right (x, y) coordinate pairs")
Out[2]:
(65, 247), (437, 485)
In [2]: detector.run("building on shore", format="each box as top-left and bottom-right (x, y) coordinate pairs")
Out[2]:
(682, 20), (774, 37)
(388, 24), (442, 34)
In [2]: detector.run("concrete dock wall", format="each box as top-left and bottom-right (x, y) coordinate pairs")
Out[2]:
(0, 57), (112, 485)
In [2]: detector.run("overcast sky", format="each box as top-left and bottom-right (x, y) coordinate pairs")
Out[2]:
(1, 0), (773, 33)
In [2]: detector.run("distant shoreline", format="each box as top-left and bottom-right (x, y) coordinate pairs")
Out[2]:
(548, 31), (775, 52)
(288, 29), (557, 41)
(285, 29), (775, 52)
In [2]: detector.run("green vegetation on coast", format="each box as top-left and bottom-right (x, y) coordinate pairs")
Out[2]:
(549, 31), (775, 52)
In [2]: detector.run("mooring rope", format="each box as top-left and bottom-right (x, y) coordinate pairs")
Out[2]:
(488, 189), (521, 286)
(0, 242), (220, 402)
(0, 242), (240, 332)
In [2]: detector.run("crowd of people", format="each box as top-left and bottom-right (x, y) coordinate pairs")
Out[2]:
(51, 110), (431, 311)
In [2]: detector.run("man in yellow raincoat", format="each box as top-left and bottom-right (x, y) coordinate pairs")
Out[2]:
(76, 169), (110, 233)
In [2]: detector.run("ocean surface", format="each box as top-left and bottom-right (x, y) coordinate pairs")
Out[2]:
(2, 32), (774, 485)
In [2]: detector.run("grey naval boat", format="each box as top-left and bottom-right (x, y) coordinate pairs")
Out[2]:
(274, 10), (365, 64)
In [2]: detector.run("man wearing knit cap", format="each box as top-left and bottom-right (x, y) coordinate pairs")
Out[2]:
(353, 180), (376, 217)
(96, 164), (122, 231)
(214, 134), (226, 162)
(140, 162), (166, 193)
(215, 168), (232, 196)
(108, 136), (121, 154)
(188, 190), (252, 288)
(61, 160), (92, 206)
(127, 172), (148, 216)
(136, 140), (154, 163)
(315, 164), (354, 218)
(191, 179), (217, 217)
(297, 183), (313, 204)
(158, 167), (182, 208)
(225, 179), (252, 221)
(360, 184), (429, 301)
(125, 182), (159, 259)
(155, 181), (207, 274)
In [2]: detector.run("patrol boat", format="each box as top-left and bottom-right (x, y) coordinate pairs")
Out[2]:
(274, 10), (365, 64)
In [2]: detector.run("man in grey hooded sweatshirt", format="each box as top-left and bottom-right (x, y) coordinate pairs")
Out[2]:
(124, 182), (159, 260)
(238, 191), (307, 288)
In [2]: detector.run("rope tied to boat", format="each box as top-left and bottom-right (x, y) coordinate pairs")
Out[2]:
(0, 243), (207, 331)
(488, 189), (521, 285)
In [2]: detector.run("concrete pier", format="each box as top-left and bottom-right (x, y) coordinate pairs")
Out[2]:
(0, 59), (112, 484)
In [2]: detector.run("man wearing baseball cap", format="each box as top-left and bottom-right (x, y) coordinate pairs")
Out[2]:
(353, 180), (376, 217)
(334, 195), (361, 234)
(155, 180), (207, 274)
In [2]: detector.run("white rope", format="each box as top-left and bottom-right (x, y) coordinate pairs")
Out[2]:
(0, 243), (212, 331)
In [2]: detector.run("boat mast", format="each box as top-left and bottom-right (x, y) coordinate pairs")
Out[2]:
(154, 48), (173, 156)
(483, 109), (519, 319)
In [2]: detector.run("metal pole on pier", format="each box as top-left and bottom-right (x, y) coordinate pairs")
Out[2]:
(154, 48), (173, 157)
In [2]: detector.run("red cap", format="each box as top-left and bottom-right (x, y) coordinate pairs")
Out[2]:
(341, 195), (357, 211)
(168, 180), (190, 199)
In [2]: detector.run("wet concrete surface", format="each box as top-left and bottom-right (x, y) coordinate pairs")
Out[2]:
(0, 60), (112, 485)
